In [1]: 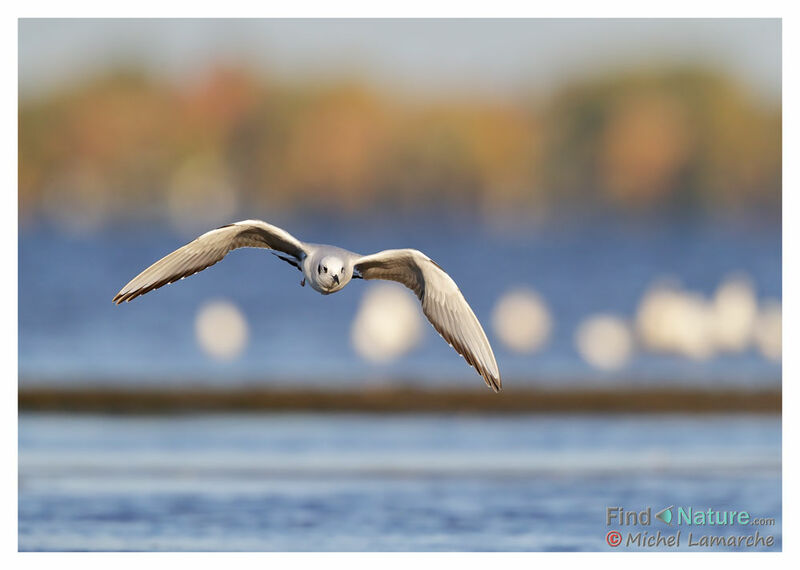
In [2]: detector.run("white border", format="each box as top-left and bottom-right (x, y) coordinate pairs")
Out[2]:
(7, 3), (794, 568)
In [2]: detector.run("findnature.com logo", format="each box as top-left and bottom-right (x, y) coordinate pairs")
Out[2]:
(605, 506), (777, 550)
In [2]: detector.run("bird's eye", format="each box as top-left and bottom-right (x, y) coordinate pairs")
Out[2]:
(323, 266), (327, 273)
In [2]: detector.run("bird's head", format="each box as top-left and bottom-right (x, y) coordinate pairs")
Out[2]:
(316, 255), (349, 292)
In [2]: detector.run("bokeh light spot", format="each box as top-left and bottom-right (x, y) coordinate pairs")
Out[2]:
(754, 300), (781, 362)
(194, 299), (249, 361)
(710, 274), (758, 353)
(492, 288), (552, 354)
(351, 283), (424, 363)
(636, 282), (716, 361)
(575, 314), (634, 371)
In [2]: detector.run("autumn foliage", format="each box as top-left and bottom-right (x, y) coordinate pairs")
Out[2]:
(19, 65), (780, 225)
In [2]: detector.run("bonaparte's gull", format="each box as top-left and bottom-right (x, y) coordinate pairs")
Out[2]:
(113, 220), (501, 392)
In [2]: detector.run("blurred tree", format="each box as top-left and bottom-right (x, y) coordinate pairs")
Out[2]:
(18, 64), (780, 228)
(538, 67), (780, 214)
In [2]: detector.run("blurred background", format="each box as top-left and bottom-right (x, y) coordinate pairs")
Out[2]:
(18, 19), (781, 552)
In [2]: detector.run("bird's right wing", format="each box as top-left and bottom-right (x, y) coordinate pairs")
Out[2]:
(113, 220), (307, 304)
(354, 249), (501, 392)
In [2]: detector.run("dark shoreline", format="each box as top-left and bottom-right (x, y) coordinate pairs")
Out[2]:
(18, 386), (781, 415)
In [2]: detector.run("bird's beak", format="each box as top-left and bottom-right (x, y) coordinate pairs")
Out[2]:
(333, 275), (340, 285)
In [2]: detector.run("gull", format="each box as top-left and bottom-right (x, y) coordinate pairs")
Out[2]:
(113, 220), (501, 392)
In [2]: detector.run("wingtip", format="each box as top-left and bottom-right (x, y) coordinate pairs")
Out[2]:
(112, 291), (128, 304)
(484, 374), (502, 393)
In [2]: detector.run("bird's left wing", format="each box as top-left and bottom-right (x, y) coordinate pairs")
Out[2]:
(354, 249), (501, 392)
(113, 220), (307, 304)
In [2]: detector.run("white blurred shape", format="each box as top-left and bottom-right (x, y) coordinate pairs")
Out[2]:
(636, 282), (715, 360)
(492, 288), (552, 353)
(195, 299), (249, 360)
(167, 153), (238, 237)
(753, 300), (781, 362)
(575, 314), (634, 371)
(710, 274), (758, 352)
(351, 283), (424, 363)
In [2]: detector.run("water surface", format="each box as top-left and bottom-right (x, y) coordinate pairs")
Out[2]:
(18, 413), (781, 551)
(19, 215), (781, 388)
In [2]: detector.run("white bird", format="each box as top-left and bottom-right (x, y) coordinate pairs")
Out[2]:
(113, 220), (501, 392)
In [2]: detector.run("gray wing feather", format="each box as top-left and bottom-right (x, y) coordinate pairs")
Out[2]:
(354, 249), (501, 392)
(113, 220), (307, 304)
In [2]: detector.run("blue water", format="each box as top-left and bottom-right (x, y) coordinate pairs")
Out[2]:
(18, 214), (781, 387)
(18, 413), (781, 551)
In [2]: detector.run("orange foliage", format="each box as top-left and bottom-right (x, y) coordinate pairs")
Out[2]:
(18, 65), (780, 224)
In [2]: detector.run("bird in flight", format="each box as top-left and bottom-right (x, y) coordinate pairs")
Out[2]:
(113, 220), (501, 392)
